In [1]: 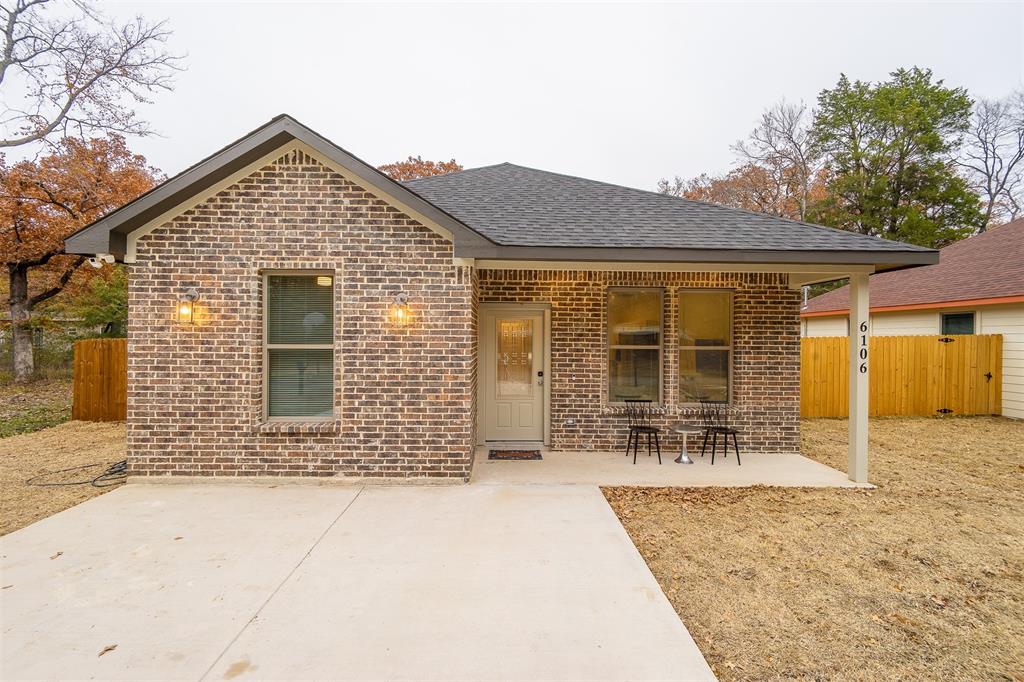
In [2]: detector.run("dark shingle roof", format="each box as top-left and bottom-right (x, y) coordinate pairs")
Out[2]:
(405, 163), (932, 253)
(803, 218), (1024, 314)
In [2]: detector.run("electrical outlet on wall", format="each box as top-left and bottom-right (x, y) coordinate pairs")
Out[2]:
(564, 418), (577, 427)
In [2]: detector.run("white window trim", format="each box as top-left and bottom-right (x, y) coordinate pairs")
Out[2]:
(606, 287), (665, 405)
(677, 289), (734, 406)
(262, 270), (336, 423)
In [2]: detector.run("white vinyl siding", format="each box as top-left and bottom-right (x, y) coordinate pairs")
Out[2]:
(978, 304), (1024, 420)
(871, 310), (940, 336)
(802, 315), (849, 337)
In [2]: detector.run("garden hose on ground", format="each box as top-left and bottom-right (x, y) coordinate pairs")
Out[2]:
(26, 460), (127, 488)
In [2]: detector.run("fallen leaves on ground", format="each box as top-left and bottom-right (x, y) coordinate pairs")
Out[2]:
(604, 416), (1024, 681)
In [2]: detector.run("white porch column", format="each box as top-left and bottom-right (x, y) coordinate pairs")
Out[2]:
(848, 273), (870, 483)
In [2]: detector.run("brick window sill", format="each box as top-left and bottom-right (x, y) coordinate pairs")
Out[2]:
(256, 420), (340, 435)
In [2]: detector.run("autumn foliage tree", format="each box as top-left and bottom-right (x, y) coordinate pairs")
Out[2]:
(658, 101), (828, 221)
(659, 163), (828, 220)
(2, 135), (158, 381)
(378, 156), (463, 181)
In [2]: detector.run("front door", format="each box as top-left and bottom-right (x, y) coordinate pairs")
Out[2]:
(481, 308), (545, 441)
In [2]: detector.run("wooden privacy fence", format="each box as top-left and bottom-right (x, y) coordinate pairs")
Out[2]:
(801, 334), (1002, 418)
(72, 338), (127, 421)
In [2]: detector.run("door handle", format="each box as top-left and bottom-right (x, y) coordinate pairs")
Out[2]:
(537, 377), (544, 386)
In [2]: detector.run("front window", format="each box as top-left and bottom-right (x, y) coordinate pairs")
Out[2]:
(264, 273), (334, 419)
(607, 288), (663, 402)
(678, 290), (732, 403)
(941, 312), (974, 335)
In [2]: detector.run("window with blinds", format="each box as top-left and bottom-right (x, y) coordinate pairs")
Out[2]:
(265, 273), (334, 419)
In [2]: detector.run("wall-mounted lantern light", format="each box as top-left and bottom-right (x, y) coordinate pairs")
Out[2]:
(390, 292), (411, 325)
(177, 288), (200, 325)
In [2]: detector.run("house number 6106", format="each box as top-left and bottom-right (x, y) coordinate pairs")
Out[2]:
(858, 321), (868, 373)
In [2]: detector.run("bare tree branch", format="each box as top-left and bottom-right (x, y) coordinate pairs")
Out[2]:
(0, 0), (184, 149)
(27, 254), (83, 305)
(957, 89), (1024, 229)
(731, 100), (825, 220)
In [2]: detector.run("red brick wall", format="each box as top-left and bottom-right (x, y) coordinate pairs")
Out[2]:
(127, 149), (476, 479)
(477, 269), (801, 453)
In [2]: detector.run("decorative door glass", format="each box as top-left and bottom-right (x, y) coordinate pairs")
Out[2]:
(496, 319), (533, 398)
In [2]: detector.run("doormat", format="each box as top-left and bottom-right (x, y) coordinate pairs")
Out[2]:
(488, 449), (543, 461)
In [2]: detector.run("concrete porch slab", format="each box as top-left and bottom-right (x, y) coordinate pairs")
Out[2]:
(473, 446), (864, 488)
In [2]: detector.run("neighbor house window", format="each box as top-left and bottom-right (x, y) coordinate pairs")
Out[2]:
(941, 312), (975, 335)
(264, 273), (334, 419)
(678, 290), (732, 403)
(608, 288), (663, 402)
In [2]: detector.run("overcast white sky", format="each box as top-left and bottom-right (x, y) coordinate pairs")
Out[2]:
(104, 1), (1023, 191)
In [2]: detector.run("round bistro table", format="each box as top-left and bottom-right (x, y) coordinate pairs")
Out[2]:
(670, 423), (703, 464)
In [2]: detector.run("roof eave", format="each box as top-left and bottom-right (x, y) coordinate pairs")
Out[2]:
(802, 293), (1024, 317)
(456, 244), (940, 269)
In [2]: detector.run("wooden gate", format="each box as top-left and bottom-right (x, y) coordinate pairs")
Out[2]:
(72, 338), (127, 421)
(801, 335), (1002, 418)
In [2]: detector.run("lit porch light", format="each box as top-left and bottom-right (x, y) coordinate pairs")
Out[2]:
(177, 288), (200, 325)
(390, 292), (411, 325)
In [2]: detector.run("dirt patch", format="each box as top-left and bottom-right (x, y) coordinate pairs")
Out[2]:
(0, 378), (73, 438)
(0, 420), (126, 536)
(604, 417), (1024, 681)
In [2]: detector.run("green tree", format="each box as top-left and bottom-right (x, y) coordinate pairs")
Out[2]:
(809, 67), (983, 247)
(48, 266), (128, 336)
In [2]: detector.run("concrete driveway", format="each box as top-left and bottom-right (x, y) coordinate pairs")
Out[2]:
(0, 483), (714, 681)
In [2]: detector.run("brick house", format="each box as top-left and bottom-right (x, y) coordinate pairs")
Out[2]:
(66, 115), (937, 484)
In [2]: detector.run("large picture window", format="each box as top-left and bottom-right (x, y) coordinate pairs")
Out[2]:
(608, 288), (663, 402)
(264, 273), (334, 419)
(678, 290), (732, 403)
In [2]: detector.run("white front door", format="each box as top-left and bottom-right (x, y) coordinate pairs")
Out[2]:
(481, 308), (545, 441)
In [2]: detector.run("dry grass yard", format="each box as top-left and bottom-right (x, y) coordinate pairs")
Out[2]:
(0, 378), (72, 438)
(0, 421), (126, 536)
(605, 417), (1024, 682)
(0, 378), (126, 536)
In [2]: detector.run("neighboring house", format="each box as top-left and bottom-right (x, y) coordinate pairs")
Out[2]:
(66, 115), (936, 483)
(802, 219), (1024, 419)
